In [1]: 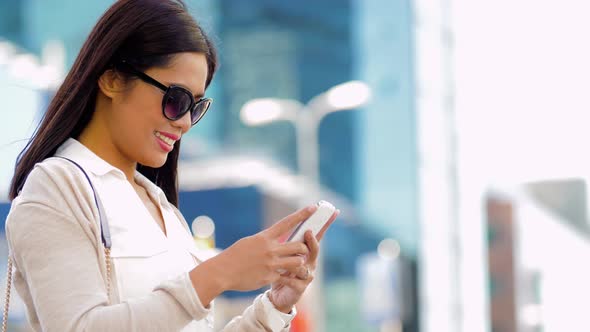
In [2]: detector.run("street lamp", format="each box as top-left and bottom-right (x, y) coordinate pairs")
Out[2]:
(240, 99), (302, 126)
(240, 80), (371, 188)
(239, 80), (371, 332)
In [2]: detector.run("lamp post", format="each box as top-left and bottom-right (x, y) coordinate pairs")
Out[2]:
(240, 80), (371, 189)
(240, 80), (371, 332)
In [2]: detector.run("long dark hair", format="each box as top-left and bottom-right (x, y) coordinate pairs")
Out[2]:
(9, 0), (218, 206)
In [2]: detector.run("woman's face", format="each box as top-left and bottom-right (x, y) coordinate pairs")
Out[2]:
(107, 52), (208, 169)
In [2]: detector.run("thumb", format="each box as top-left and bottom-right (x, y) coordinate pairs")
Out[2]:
(267, 205), (317, 238)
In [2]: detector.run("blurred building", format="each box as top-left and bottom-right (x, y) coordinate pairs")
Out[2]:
(486, 182), (590, 332)
(212, 0), (358, 202)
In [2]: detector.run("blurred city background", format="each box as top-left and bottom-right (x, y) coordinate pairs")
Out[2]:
(1, 0), (590, 331)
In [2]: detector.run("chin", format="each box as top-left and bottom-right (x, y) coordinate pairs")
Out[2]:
(139, 155), (168, 169)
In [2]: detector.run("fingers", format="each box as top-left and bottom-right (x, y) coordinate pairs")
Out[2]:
(294, 265), (310, 280)
(305, 230), (320, 264)
(275, 241), (310, 257)
(316, 209), (340, 241)
(266, 205), (317, 238)
(275, 256), (306, 274)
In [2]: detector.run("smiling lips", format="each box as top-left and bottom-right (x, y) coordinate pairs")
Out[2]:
(154, 131), (178, 146)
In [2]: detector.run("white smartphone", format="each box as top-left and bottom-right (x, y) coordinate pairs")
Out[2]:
(287, 200), (336, 242)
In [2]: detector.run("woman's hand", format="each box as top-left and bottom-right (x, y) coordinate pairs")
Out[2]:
(268, 209), (340, 313)
(203, 206), (321, 292)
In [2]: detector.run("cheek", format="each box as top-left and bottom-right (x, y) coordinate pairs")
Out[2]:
(115, 86), (162, 131)
(109, 87), (164, 154)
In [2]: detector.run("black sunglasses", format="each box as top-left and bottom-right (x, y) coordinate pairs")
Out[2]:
(117, 61), (212, 126)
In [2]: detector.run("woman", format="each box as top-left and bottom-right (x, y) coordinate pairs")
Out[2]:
(5, 0), (338, 331)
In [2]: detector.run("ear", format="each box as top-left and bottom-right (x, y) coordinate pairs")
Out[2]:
(98, 69), (125, 99)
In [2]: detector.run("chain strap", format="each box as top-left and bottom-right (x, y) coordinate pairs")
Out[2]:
(2, 256), (13, 332)
(104, 247), (112, 302)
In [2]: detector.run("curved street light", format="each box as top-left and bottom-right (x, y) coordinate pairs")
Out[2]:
(240, 80), (372, 186)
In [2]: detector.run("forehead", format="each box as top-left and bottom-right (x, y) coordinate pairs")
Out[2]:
(147, 52), (208, 95)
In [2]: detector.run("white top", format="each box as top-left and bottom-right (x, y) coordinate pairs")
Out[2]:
(5, 138), (295, 331)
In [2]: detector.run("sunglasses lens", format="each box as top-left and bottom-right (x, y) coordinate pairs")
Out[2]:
(163, 88), (192, 120)
(191, 98), (212, 125)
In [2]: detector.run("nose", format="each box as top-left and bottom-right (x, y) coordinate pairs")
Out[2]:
(171, 110), (192, 134)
